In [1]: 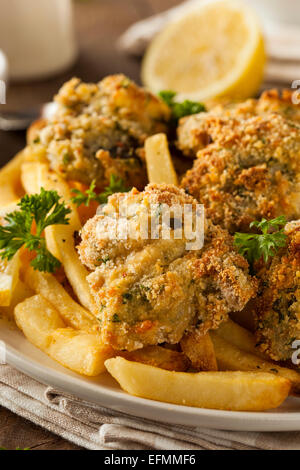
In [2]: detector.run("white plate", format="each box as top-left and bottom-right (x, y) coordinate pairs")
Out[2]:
(2, 319), (300, 432)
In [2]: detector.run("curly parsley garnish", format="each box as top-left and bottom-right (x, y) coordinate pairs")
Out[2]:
(71, 175), (129, 207)
(0, 188), (71, 273)
(234, 216), (288, 265)
(158, 90), (206, 123)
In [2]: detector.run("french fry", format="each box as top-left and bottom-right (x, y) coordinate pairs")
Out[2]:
(20, 161), (95, 312)
(0, 151), (25, 205)
(49, 223), (96, 312)
(14, 295), (65, 351)
(0, 201), (19, 222)
(24, 266), (98, 333)
(145, 133), (178, 185)
(120, 346), (190, 372)
(105, 357), (291, 411)
(15, 295), (113, 376)
(180, 332), (218, 371)
(0, 280), (34, 318)
(215, 319), (266, 359)
(26, 118), (47, 144)
(211, 333), (300, 395)
(0, 185), (18, 207)
(48, 328), (113, 376)
(21, 162), (62, 262)
(20, 162), (43, 197)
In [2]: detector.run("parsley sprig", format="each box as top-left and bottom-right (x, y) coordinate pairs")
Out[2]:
(71, 175), (129, 207)
(158, 90), (206, 123)
(0, 188), (71, 273)
(234, 216), (288, 265)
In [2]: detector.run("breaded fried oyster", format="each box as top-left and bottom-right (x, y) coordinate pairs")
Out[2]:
(78, 184), (257, 351)
(255, 220), (300, 363)
(177, 89), (300, 157)
(180, 113), (300, 233)
(28, 75), (170, 189)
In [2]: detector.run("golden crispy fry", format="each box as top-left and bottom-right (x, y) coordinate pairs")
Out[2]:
(145, 133), (178, 185)
(0, 201), (19, 221)
(211, 333), (300, 395)
(180, 332), (217, 371)
(0, 280), (34, 318)
(39, 164), (95, 312)
(15, 295), (113, 376)
(21, 161), (95, 312)
(48, 328), (113, 376)
(26, 118), (47, 145)
(0, 151), (25, 206)
(20, 162), (42, 195)
(215, 319), (266, 359)
(120, 346), (190, 372)
(21, 162), (61, 261)
(14, 295), (65, 351)
(24, 266), (98, 333)
(105, 357), (291, 411)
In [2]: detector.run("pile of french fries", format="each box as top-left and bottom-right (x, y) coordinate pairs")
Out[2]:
(0, 133), (299, 412)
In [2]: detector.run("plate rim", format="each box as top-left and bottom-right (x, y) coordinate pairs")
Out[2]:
(4, 340), (300, 433)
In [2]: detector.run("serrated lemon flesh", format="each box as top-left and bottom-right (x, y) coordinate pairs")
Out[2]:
(142, 0), (265, 101)
(0, 253), (20, 307)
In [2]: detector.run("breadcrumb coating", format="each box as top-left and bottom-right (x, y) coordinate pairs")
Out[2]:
(177, 89), (300, 157)
(255, 220), (300, 363)
(181, 112), (300, 233)
(28, 75), (170, 189)
(78, 184), (257, 351)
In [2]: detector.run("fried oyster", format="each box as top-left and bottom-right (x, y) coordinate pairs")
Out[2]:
(180, 107), (300, 233)
(177, 89), (300, 158)
(254, 220), (300, 363)
(28, 75), (170, 190)
(78, 184), (257, 351)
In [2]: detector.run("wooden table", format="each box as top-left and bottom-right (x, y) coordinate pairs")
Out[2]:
(0, 0), (180, 450)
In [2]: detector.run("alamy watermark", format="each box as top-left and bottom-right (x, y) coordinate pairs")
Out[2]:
(291, 340), (300, 366)
(96, 203), (205, 250)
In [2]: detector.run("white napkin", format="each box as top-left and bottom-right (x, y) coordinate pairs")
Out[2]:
(2, 364), (300, 450)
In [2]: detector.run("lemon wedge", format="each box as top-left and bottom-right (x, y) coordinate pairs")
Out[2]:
(142, 0), (266, 101)
(0, 253), (20, 307)
(0, 273), (14, 306)
(0, 201), (20, 307)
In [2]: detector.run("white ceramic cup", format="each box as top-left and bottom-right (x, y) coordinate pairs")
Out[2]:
(244, 0), (300, 27)
(0, 0), (77, 81)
